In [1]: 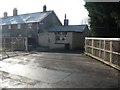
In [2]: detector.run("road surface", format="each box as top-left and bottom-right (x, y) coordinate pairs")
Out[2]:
(0, 51), (119, 88)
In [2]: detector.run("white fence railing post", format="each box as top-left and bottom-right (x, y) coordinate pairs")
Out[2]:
(103, 40), (106, 61)
(85, 37), (120, 70)
(110, 41), (112, 64)
(99, 40), (101, 58)
(92, 39), (94, 55)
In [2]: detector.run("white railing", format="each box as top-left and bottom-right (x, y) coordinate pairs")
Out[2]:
(85, 37), (120, 70)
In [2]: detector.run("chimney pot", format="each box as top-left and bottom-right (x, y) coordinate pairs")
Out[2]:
(4, 12), (8, 18)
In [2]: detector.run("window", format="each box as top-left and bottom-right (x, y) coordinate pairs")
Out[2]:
(28, 23), (32, 29)
(55, 32), (67, 43)
(8, 25), (11, 29)
(17, 24), (21, 29)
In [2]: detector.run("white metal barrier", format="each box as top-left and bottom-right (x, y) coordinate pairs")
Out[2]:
(85, 37), (120, 70)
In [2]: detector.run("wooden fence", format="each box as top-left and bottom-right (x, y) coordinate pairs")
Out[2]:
(85, 37), (120, 70)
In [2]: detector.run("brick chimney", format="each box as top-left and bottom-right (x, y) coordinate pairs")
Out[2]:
(13, 8), (18, 16)
(64, 14), (69, 26)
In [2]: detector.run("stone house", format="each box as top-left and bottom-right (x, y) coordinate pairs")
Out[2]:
(0, 5), (90, 50)
(0, 5), (62, 50)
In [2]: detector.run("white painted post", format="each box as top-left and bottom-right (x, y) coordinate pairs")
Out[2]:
(110, 40), (112, 64)
(103, 40), (106, 60)
(99, 40), (101, 58)
(25, 37), (28, 51)
(92, 39), (94, 55)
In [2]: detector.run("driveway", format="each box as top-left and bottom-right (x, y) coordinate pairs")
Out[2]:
(0, 51), (119, 88)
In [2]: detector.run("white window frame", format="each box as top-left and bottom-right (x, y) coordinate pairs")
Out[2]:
(8, 25), (11, 29)
(17, 24), (21, 29)
(55, 32), (67, 43)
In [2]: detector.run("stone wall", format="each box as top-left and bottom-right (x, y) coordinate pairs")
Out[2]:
(1, 37), (25, 51)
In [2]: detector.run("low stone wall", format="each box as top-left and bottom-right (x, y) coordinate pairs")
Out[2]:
(1, 37), (25, 51)
(85, 37), (120, 70)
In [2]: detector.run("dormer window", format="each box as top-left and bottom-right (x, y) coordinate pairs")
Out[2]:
(8, 25), (11, 29)
(17, 24), (21, 29)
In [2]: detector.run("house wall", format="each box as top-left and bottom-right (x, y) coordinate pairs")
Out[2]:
(2, 23), (39, 50)
(72, 32), (82, 49)
(48, 29), (90, 50)
(42, 11), (62, 28)
(27, 23), (37, 38)
(68, 29), (90, 50)
(49, 32), (86, 50)
(49, 32), (73, 50)
(2, 24), (28, 37)
(66, 32), (73, 50)
(2, 22), (47, 38)
(38, 12), (62, 47)
(13, 24), (27, 37)
(2, 25), (10, 37)
(38, 32), (49, 47)
(49, 32), (65, 49)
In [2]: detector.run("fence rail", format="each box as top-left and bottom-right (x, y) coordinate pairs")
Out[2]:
(85, 37), (120, 70)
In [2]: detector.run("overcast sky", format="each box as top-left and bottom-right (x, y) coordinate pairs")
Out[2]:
(0, 0), (88, 25)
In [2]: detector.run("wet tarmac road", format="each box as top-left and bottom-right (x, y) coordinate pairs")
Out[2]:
(0, 51), (119, 88)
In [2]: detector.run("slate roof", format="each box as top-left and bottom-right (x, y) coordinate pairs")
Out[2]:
(0, 11), (53, 25)
(48, 25), (88, 32)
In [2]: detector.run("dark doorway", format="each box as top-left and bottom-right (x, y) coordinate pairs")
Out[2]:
(28, 38), (37, 51)
(65, 44), (69, 50)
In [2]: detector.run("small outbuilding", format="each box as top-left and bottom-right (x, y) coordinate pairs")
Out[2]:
(48, 24), (90, 50)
